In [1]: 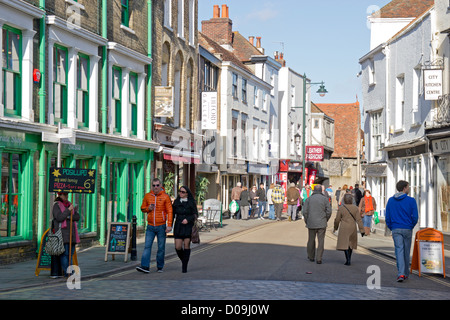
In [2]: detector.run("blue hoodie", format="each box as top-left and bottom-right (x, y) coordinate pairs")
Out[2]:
(385, 193), (419, 230)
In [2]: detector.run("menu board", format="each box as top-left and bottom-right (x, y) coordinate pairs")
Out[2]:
(48, 167), (96, 194)
(105, 222), (131, 262)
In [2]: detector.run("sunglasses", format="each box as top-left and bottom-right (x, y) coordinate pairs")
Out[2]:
(179, 190), (187, 194)
(153, 184), (160, 187)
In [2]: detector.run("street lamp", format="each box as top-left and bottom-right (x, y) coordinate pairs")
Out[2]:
(292, 73), (328, 187)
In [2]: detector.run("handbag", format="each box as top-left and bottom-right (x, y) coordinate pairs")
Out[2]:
(191, 215), (201, 244)
(45, 221), (65, 256)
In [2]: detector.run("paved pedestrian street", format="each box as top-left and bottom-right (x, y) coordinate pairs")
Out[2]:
(1, 220), (448, 302)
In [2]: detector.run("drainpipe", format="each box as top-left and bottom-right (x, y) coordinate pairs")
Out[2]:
(37, 0), (46, 249)
(146, 0), (153, 192)
(100, 0), (108, 245)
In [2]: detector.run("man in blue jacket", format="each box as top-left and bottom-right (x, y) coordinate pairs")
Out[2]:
(385, 180), (418, 282)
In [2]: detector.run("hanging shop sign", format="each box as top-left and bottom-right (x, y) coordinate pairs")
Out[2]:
(306, 146), (324, 162)
(424, 69), (443, 101)
(201, 92), (218, 130)
(48, 167), (97, 194)
(155, 86), (174, 117)
(411, 228), (446, 278)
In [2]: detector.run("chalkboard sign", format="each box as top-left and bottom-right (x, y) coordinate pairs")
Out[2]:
(35, 228), (78, 276)
(105, 222), (131, 262)
(48, 167), (96, 194)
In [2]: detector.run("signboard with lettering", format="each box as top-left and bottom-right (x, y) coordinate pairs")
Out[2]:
(155, 86), (174, 117)
(202, 92), (218, 130)
(105, 222), (131, 262)
(411, 228), (446, 278)
(306, 146), (324, 162)
(424, 69), (443, 101)
(431, 137), (450, 155)
(48, 167), (96, 194)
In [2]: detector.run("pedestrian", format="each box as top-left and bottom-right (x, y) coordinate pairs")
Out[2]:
(239, 186), (250, 220)
(172, 186), (197, 273)
(338, 184), (348, 206)
(256, 183), (267, 220)
(385, 180), (418, 282)
(231, 182), (242, 219)
(333, 194), (365, 266)
(354, 183), (363, 206)
(249, 185), (258, 218)
(266, 183), (275, 220)
(137, 178), (173, 274)
(335, 187), (341, 206)
(301, 184), (311, 204)
(50, 192), (80, 278)
(303, 185), (332, 264)
(286, 183), (300, 221)
(272, 183), (285, 221)
(296, 183), (303, 219)
(358, 189), (377, 236)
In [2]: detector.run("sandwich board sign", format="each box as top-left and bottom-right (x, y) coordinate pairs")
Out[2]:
(105, 222), (131, 262)
(411, 228), (446, 278)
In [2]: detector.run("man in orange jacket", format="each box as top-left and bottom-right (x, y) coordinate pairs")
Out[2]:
(136, 178), (173, 273)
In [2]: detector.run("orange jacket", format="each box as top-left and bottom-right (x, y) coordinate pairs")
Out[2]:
(141, 190), (173, 227)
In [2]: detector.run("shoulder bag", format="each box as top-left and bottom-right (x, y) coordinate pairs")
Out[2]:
(191, 214), (201, 244)
(45, 221), (65, 256)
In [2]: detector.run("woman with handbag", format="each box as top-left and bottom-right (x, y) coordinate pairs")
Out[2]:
(172, 186), (198, 273)
(358, 189), (377, 236)
(333, 194), (365, 266)
(50, 192), (80, 278)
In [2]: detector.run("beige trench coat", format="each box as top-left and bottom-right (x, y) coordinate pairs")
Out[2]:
(334, 204), (364, 250)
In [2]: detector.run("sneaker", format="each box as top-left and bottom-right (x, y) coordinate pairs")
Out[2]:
(136, 266), (150, 273)
(157, 268), (164, 273)
(397, 275), (405, 282)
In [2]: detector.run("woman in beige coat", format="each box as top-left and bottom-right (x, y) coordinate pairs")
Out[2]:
(333, 194), (365, 265)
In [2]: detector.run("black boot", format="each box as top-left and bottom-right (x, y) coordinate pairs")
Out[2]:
(182, 249), (191, 273)
(176, 249), (184, 263)
(344, 250), (351, 265)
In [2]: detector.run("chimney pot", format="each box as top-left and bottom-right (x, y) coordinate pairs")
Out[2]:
(256, 37), (262, 48)
(213, 5), (220, 18)
(221, 5), (229, 18)
(249, 36), (254, 46)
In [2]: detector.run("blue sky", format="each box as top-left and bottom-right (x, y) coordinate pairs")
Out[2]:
(198, 0), (391, 105)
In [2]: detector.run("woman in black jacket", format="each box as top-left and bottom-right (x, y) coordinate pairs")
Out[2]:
(172, 186), (198, 273)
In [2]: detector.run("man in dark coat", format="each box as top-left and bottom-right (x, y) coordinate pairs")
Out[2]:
(303, 185), (332, 264)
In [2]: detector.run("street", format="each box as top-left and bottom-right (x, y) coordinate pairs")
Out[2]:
(2, 217), (449, 302)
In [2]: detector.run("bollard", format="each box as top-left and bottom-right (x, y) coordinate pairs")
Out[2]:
(131, 215), (137, 261)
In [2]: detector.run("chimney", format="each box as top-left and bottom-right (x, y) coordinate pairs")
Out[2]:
(248, 36), (254, 46)
(275, 52), (286, 67)
(213, 5), (220, 18)
(201, 5), (233, 48)
(256, 37), (264, 54)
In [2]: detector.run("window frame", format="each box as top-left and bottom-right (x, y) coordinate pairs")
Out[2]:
(112, 66), (122, 134)
(121, 0), (130, 27)
(53, 44), (69, 125)
(129, 72), (138, 136)
(232, 73), (238, 99)
(76, 52), (90, 129)
(2, 25), (22, 117)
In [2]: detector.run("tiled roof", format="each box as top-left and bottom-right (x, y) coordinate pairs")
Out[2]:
(231, 31), (263, 62)
(373, 0), (434, 18)
(198, 32), (253, 74)
(314, 102), (361, 158)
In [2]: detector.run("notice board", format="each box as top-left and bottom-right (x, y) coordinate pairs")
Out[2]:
(105, 222), (131, 262)
(48, 167), (96, 194)
(411, 228), (446, 278)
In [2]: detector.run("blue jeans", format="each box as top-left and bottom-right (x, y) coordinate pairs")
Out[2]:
(258, 201), (266, 218)
(268, 204), (275, 220)
(141, 224), (167, 270)
(391, 228), (413, 277)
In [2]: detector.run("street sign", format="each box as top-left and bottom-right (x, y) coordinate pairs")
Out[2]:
(48, 167), (96, 194)
(42, 128), (76, 145)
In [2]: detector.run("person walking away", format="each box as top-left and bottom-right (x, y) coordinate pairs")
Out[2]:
(256, 183), (267, 220)
(239, 186), (250, 220)
(333, 194), (365, 266)
(272, 183), (285, 221)
(358, 189), (377, 236)
(50, 192), (80, 278)
(338, 184), (348, 206)
(303, 185), (331, 264)
(231, 182), (242, 219)
(137, 178), (173, 273)
(266, 183), (275, 220)
(354, 183), (363, 206)
(286, 183), (300, 221)
(249, 186), (258, 219)
(385, 180), (418, 282)
(172, 186), (197, 273)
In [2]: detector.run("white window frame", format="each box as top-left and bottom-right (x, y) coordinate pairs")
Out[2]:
(395, 74), (405, 130)
(177, 0), (184, 39)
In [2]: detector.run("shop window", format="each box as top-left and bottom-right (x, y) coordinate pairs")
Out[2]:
(53, 44), (68, 124)
(108, 162), (121, 222)
(77, 53), (90, 129)
(2, 26), (22, 117)
(71, 159), (94, 232)
(0, 153), (22, 239)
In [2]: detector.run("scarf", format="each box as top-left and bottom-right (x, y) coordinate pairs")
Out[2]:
(57, 200), (80, 243)
(364, 195), (374, 212)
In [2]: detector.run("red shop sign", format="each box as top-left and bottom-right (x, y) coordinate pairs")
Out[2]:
(306, 146), (324, 162)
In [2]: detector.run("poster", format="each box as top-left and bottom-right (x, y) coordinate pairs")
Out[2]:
(419, 241), (444, 274)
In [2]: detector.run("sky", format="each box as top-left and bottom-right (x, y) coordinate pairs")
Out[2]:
(198, 0), (392, 105)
